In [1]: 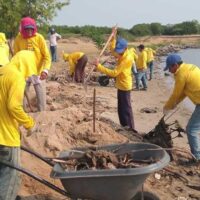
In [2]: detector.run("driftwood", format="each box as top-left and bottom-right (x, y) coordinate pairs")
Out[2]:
(61, 150), (158, 171)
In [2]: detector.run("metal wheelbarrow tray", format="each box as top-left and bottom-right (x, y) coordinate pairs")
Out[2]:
(51, 143), (170, 200)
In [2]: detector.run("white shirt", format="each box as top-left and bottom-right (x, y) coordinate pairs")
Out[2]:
(49, 33), (61, 46)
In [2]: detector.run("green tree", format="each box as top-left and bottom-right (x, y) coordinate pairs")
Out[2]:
(0, 0), (69, 37)
(130, 24), (152, 36)
(150, 23), (163, 35)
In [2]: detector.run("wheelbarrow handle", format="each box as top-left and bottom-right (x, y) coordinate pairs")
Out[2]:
(0, 160), (70, 197)
(21, 146), (54, 167)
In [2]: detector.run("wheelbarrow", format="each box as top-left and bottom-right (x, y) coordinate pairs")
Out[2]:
(0, 143), (170, 200)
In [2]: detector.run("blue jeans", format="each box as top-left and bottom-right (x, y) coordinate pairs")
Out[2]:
(135, 70), (147, 89)
(0, 146), (21, 200)
(186, 105), (200, 160)
(50, 46), (57, 62)
(148, 61), (154, 80)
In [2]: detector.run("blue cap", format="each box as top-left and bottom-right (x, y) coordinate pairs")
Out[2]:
(164, 54), (182, 71)
(24, 25), (34, 29)
(114, 38), (128, 53)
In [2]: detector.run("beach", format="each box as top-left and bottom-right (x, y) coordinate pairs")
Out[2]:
(18, 37), (199, 200)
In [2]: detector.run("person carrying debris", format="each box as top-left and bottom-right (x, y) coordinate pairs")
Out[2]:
(94, 35), (136, 132)
(0, 32), (10, 66)
(163, 54), (200, 162)
(14, 17), (51, 111)
(0, 50), (38, 200)
(48, 27), (61, 62)
(63, 51), (88, 83)
(134, 44), (148, 91)
(146, 47), (156, 80)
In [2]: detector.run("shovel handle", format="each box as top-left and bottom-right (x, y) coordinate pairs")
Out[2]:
(84, 24), (118, 84)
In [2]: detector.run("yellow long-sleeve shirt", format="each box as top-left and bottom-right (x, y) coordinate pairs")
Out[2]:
(0, 51), (37, 147)
(97, 49), (133, 91)
(63, 52), (84, 75)
(145, 48), (156, 63)
(136, 50), (148, 70)
(129, 48), (138, 63)
(164, 63), (200, 110)
(13, 33), (51, 74)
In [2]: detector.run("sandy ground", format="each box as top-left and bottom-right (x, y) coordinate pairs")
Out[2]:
(18, 37), (200, 200)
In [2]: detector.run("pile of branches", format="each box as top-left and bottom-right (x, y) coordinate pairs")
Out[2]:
(61, 150), (157, 171)
(143, 117), (185, 159)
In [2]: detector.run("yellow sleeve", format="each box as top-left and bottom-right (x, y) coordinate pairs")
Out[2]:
(69, 58), (75, 75)
(97, 61), (125, 78)
(39, 35), (51, 71)
(8, 76), (35, 129)
(164, 75), (186, 110)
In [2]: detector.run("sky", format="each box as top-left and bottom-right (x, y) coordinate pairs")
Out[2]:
(52, 0), (200, 29)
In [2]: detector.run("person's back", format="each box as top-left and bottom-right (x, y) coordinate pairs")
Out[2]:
(165, 63), (200, 109)
(0, 50), (37, 200)
(63, 51), (87, 83)
(114, 49), (133, 91)
(136, 49), (147, 70)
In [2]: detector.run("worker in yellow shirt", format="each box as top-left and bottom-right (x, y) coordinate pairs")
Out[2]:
(163, 54), (200, 161)
(14, 17), (51, 111)
(0, 32), (9, 66)
(135, 44), (148, 91)
(130, 47), (138, 75)
(63, 51), (88, 83)
(94, 37), (137, 132)
(146, 47), (156, 80)
(0, 50), (38, 200)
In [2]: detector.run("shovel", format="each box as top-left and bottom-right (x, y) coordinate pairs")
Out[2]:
(21, 146), (85, 166)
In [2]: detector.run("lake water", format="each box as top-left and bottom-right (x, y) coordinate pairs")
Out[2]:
(161, 48), (200, 111)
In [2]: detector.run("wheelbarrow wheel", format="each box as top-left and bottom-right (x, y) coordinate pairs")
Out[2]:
(98, 75), (110, 86)
(132, 191), (160, 200)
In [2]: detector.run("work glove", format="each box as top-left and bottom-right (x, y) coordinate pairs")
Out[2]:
(26, 124), (38, 137)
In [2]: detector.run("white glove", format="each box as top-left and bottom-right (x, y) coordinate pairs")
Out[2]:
(163, 108), (170, 116)
(26, 124), (38, 137)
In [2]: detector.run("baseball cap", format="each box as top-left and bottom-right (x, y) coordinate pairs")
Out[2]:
(164, 54), (182, 71)
(114, 38), (128, 53)
(24, 25), (34, 29)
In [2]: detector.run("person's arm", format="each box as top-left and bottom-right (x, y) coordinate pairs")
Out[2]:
(164, 75), (186, 110)
(38, 35), (51, 79)
(68, 58), (75, 76)
(7, 75), (35, 129)
(56, 33), (61, 40)
(97, 59), (126, 78)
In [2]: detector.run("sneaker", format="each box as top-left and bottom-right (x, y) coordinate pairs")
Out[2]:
(132, 88), (140, 91)
(141, 87), (147, 91)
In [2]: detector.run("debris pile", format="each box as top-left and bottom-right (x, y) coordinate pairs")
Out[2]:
(61, 149), (157, 171)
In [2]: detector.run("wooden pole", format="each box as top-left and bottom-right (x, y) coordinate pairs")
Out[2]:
(93, 88), (96, 132)
(84, 24), (118, 85)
